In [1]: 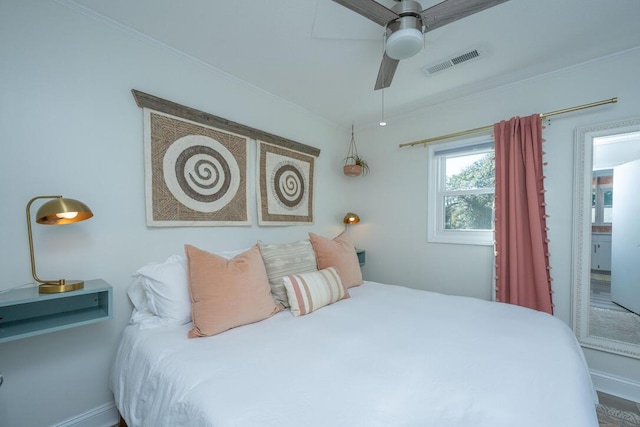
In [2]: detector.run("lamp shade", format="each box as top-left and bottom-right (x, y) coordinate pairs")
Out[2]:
(343, 212), (360, 225)
(36, 198), (93, 225)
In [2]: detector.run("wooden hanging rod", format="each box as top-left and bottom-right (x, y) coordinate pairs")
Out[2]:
(399, 97), (618, 149)
(131, 89), (321, 157)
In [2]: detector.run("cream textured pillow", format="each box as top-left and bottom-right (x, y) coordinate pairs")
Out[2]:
(308, 231), (363, 288)
(257, 239), (318, 308)
(185, 244), (282, 338)
(283, 267), (350, 316)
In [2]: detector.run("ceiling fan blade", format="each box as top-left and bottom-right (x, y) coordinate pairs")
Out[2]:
(332, 0), (399, 27)
(374, 53), (400, 90)
(420, 0), (509, 33)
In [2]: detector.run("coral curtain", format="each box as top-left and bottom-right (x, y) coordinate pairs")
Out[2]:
(494, 114), (553, 314)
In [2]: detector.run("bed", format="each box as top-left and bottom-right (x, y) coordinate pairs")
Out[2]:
(112, 246), (598, 427)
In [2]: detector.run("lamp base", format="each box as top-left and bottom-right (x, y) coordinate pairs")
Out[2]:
(39, 280), (84, 294)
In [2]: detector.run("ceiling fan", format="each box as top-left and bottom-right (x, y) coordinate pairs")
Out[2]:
(332, 0), (509, 90)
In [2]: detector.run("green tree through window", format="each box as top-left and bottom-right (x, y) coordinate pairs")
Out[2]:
(444, 152), (495, 230)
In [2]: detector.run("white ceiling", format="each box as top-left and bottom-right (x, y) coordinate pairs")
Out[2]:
(67, 0), (640, 128)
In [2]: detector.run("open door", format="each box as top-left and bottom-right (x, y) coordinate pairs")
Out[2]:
(611, 158), (640, 314)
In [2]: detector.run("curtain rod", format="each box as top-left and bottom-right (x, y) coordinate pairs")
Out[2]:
(399, 97), (618, 149)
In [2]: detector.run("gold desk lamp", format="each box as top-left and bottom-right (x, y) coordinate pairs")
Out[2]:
(26, 195), (93, 294)
(343, 212), (360, 228)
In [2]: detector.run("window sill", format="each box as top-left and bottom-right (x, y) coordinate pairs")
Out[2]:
(427, 231), (493, 246)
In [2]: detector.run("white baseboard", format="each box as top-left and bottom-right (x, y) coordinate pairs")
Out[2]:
(592, 369), (640, 403)
(55, 401), (119, 427)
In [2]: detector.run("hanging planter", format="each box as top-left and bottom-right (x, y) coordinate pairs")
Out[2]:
(343, 125), (370, 177)
(343, 163), (363, 176)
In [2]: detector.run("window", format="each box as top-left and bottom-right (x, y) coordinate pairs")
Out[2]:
(427, 136), (495, 245)
(592, 170), (613, 225)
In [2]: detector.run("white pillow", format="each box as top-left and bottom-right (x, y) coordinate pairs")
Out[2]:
(130, 248), (250, 325)
(135, 254), (191, 325)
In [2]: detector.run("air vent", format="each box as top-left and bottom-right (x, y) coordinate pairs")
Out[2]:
(426, 61), (453, 74)
(451, 49), (480, 64)
(423, 48), (482, 76)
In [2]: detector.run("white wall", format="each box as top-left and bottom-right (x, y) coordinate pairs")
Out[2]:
(350, 49), (640, 392)
(2, 1), (639, 425)
(0, 1), (349, 426)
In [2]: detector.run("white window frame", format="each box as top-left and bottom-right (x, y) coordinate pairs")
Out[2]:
(427, 135), (494, 246)
(592, 169), (613, 225)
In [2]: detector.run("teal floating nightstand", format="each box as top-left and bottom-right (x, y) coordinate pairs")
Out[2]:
(356, 249), (366, 266)
(0, 279), (112, 344)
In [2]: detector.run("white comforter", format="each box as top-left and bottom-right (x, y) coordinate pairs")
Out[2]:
(111, 282), (598, 427)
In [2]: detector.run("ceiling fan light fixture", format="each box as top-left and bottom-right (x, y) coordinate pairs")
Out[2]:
(385, 16), (423, 60)
(334, 0), (508, 89)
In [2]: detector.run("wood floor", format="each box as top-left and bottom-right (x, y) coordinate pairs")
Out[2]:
(591, 272), (631, 313)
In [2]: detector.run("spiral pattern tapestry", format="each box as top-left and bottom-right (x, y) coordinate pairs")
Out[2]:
(257, 141), (314, 225)
(144, 110), (250, 226)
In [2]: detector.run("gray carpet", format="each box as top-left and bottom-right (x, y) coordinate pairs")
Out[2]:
(590, 306), (640, 345)
(597, 404), (640, 426)
(589, 272), (640, 344)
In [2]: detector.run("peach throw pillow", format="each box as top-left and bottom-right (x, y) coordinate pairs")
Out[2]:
(185, 244), (282, 338)
(308, 231), (363, 288)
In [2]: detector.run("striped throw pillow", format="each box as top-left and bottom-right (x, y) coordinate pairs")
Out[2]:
(282, 267), (350, 316)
